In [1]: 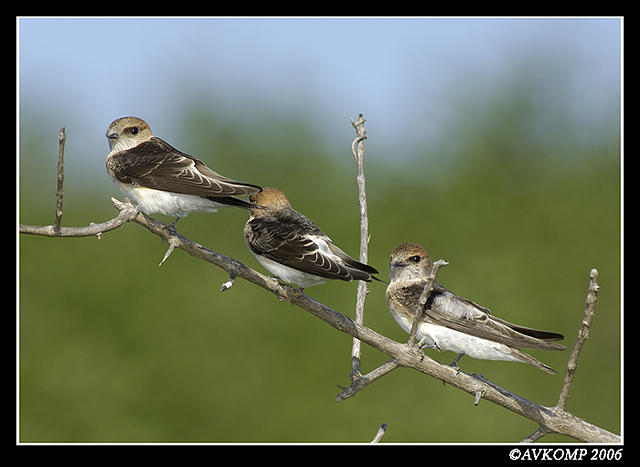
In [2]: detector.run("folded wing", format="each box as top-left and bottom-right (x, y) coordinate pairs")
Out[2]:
(108, 137), (261, 198)
(425, 287), (565, 351)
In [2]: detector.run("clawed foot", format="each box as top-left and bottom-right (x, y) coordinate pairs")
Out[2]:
(168, 216), (181, 230)
(449, 353), (465, 374)
(166, 216), (181, 233)
(288, 283), (305, 298)
(442, 353), (465, 386)
(162, 217), (181, 242)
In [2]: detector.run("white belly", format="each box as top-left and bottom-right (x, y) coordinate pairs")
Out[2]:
(253, 254), (327, 288)
(117, 184), (224, 218)
(390, 305), (520, 362)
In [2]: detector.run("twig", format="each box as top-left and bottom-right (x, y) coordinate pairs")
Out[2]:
(20, 199), (138, 237)
(408, 259), (449, 344)
(520, 268), (602, 442)
(53, 127), (66, 234)
(370, 423), (388, 443)
(556, 268), (600, 411)
(336, 359), (399, 402)
(337, 116), (450, 402)
(158, 237), (180, 266)
(337, 115), (403, 402)
(521, 426), (548, 443)
(349, 114), (370, 381)
(220, 269), (238, 292)
(517, 269), (602, 442)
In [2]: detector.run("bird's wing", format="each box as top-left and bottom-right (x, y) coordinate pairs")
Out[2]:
(424, 285), (565, 351)
(244, 213), (367, 282)
(108, 137), (261, 197)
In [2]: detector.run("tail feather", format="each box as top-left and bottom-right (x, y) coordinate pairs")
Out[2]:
(370, 275), (388, 285)
(493, 316), (567, 351)
(512, 348), (559, 374)
(206, 195), (257, 210)
(326, 242), (381, 282)
(510, 324), (564, 342)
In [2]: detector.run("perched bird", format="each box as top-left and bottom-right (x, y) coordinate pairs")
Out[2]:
(385, 242), (566, 374)
(105, 116), (261, 225)
(243, 187), (380, 288)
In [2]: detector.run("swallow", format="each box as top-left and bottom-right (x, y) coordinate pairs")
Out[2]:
(243, 187), (380, 288)
(105, 116), (261, 225)
(385, 242), (566, 374)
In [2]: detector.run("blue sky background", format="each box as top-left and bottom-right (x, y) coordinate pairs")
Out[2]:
(18, 17), (621, 184)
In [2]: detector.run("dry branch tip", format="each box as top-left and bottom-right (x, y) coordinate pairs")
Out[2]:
(220, 270), (238, 292)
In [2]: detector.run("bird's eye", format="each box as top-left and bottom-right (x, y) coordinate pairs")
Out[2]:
(410, 255), (421, 263)
(130, 127), (139, 135)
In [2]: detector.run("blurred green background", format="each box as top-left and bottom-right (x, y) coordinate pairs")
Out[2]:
(18, 18), (621, 443)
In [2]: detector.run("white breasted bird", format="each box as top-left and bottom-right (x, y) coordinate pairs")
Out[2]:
(105, 116), (261, 226)
(243, 187), (380, 289)
(385, 242), (566, 374)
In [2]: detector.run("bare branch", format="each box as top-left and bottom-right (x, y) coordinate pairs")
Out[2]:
(22, 205), (620, 443)
(337, 117), (450, 402)
(108, 200), (624, 443)
(521, 268), (604, 442)
(556, 268), (600, 411)
(473, 387), (486, 406)
(521, 426), (548, 443)
(220, 269), (238, 292)
(158, 236), (180, 266)
(20, 199), (138, 238)
(337, 115), (404, 402)
(336, 359), (399, 402)
(53, 127), (66, 234)
(370, 423), (388, 443)
(349, 113), (370, 381)
(408, 259), (449, 344)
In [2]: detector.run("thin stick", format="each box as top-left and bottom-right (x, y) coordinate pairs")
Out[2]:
(158, 237), (179, 266)
(53, 127), (66, 234)
(336, 359), (399, 402)
(20, 198), (138, 237)
(521, 426), (548, 443)
(556, 268), (600, 411)
(520, 268), (601, 442)
(408, 259), (448, 344)
(349, 114), (369, 380)
(370, 423), (388, 443)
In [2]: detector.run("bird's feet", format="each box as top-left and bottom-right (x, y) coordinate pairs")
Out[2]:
(162, 217), (181, 241)
(449, 353), (465, 374)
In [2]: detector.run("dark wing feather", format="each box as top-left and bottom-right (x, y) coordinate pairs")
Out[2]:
(423, 285), (565, 351)
(244, 212), (373, 282)
(326, 242), (380, 279)
(108, 138), (261, 198)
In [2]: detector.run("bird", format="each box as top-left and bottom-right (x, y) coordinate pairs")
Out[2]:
(243, 187), (380, 288)
(385, 242), (566, 374)
(105, 116), (261, 226)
